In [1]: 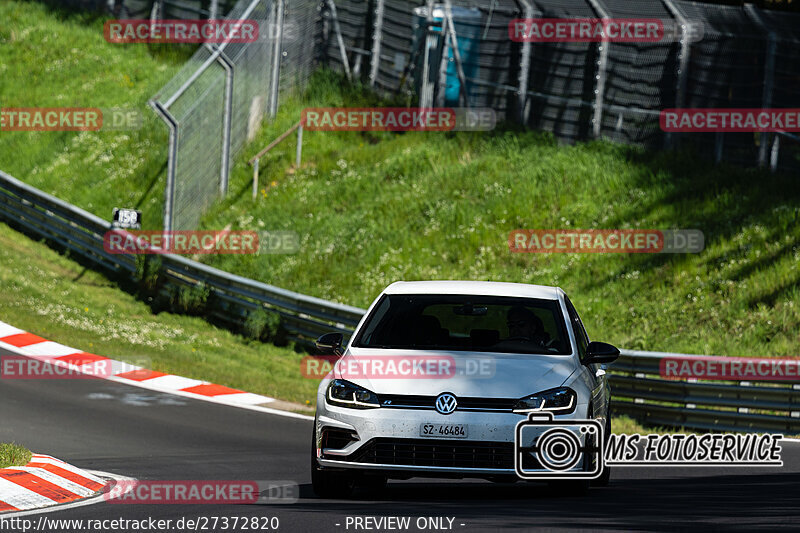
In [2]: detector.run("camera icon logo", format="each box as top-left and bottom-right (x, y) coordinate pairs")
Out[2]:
(514, 412), (605, 480)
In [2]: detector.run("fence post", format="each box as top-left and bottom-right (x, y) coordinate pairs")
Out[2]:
(661, 0), (690, 150)
(209, 0), (219, 19)
(586, 0), (610, 138)
(516, 0), (534, 124)
(296, 124), (303, 167)
(211, 44), (235, 196)
(368, 0), (385, 86)
(269, 0), (285, 118)
(443, 0), (470, 107)
(252, 159), (259, 201)
(770, 134), (780, 172)
(326, 0), (352, 81)
(150, 101), (178, 232)
(745, 4), (777, 168)
(436, 13), (449, 107)
(419, 0), (437, 109)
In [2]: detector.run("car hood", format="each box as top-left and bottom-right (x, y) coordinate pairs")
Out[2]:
(335, 348), (578, 398)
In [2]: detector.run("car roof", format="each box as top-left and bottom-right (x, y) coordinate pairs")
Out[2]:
(382, 281), (563, 300)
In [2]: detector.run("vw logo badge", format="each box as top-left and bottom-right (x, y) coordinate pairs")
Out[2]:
(435, 393), (457, 415)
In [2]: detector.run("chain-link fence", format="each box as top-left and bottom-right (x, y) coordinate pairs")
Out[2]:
(148, 0), (321, 231)
(319, 0), (800, 173)
(144, 0), (799, 231)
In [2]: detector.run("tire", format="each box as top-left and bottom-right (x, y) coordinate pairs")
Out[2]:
(547, 406), (601, 497)
(311, 427), (355, 498)
(592, 415), (612, 487)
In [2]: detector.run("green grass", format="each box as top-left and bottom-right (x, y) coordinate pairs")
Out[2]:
(0, 443), (32, 469)
(196, 70), (800, 358)
(0, 222), (319, 405)
(0, 0), (187, 229)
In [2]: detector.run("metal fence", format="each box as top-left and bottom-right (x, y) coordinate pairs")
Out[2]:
(611, 351), (800, 434)
(140, 0), (800, 233)
(148, 0), (321, 231)
(320, 0), (800, 172)
(1, 168), (798, 434)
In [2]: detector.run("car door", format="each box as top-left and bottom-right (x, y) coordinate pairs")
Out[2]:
(564, 295), (609, 422)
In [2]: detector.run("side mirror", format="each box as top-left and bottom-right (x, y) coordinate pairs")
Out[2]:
(315, 332), (344, 356)
(583, 341), (620, 365)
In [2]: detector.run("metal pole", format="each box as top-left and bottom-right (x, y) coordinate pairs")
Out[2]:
(209, 0), (219, 20)
(770, 134), (780, 172)
(162, 0), (262, 109)
(661, 0), (690, 150)
(252, 158), (260, 201)
(745, 4), (777, 168)
(517, 0), (534, 123)
(586, 0), (610, 138)
(327, 0), (352, 81)
(420, 0), (436, 109)
(269, 0), (285, 117)
(211, 44), (234, 196)
(150, 100), (178, 232)
(443, 0), (470, 107)
(436, 14), (449, 107)
(296, 124), (303, 167)
(369, 0), (385, 86)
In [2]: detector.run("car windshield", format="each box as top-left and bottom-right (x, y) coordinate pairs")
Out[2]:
(352, 294), (572, 355)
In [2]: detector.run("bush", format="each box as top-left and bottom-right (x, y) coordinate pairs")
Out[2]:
(244, 307), (285, 344)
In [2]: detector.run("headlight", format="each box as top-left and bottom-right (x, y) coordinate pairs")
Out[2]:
(326, 379), (380, 409)
(512, 387), (576, 414)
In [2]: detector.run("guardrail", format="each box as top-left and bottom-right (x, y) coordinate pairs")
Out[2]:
(610, 351), (800, 434)
(0, 170), (364, 344)
(0, 169), (797, 434)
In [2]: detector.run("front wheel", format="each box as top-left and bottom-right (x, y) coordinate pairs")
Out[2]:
(311, 428), (355, 498)
(591, 414), (612, 487)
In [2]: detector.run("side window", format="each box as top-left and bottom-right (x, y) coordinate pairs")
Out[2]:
(564, 296), (589, 360)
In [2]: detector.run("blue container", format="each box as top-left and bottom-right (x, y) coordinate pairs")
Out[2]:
(412, 5), (483, 106)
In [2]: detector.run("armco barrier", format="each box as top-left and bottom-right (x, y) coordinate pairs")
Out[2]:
(0, 169), (798, 434)
(611, 351), (800, 434)
(0, 169), (363, 342)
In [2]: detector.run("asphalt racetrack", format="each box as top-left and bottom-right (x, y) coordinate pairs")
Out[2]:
(2, 347), (799, 532)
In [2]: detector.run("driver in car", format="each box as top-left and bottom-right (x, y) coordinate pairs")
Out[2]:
(506, 306), (551, 347)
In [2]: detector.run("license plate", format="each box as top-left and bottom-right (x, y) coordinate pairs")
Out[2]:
(419, 423), (468, 438)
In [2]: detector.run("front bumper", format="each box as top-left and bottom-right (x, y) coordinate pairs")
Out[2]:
(315, 402), (590, 476)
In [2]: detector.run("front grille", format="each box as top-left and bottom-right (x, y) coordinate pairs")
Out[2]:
(378, 395), (516, 411)
(338, 438), (533, 469)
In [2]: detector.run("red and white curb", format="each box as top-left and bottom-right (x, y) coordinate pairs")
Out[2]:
(0, 455), (106, 513)
(0, 320), (311, 420)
